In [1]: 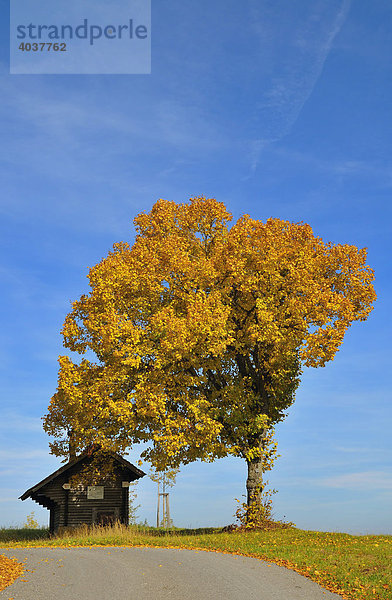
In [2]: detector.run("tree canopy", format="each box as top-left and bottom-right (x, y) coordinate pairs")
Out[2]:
(44, 197), (376, 504)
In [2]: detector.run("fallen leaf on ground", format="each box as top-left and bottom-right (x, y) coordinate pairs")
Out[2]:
(0, 555), (24, 591)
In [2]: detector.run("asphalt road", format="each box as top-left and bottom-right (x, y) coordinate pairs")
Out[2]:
(1, 547), (343, 599)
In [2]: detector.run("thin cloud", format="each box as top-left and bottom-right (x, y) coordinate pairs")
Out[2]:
(0, 414), (43, 433)
(0, 265), (70, 310)
(320, 471), (392, 490)
(249, 0), (352, 168)
(0, 449), (49, 460)
(0, 77), (224, 180)
(334, 446), (385, 455)
(265, 146), (392, 186)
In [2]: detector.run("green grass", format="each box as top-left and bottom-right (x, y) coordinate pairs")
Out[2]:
(1, 524), (391, 600)
(0, 527), (50, 543)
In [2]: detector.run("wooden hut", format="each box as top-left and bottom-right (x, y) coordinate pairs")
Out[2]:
(20, 449), (145, 533)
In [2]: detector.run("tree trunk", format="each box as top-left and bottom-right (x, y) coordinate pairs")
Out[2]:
(68, 430), (77, 461)
(156, 480), (160, 528)
(246, 456), (264, 507)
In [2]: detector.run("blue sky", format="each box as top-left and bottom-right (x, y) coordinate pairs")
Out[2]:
(0, 0), (391, 534)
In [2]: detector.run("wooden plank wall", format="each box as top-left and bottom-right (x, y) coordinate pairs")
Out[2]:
(67, 484), (124, 526)
(39, 466), (131, 528)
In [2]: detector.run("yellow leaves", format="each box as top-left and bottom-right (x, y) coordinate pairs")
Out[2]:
(0, 555), (23, 592)
(44, 197), (376, 472)
(134, 197), (232, 243)
(148, 288), (232, 365)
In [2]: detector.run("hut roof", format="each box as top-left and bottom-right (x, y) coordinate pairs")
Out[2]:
(20, 449), (145, 500)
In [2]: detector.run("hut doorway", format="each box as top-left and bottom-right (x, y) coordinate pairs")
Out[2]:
(96, 511), (116, 526)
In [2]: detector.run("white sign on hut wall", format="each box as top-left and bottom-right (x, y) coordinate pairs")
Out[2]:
(87, 485), (104, 500)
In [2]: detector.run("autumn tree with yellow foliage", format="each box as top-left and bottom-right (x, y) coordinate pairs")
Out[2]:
(44, 197), (376, 510)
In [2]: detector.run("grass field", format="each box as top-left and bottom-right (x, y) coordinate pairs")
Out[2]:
(1, 524), (391, 599)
